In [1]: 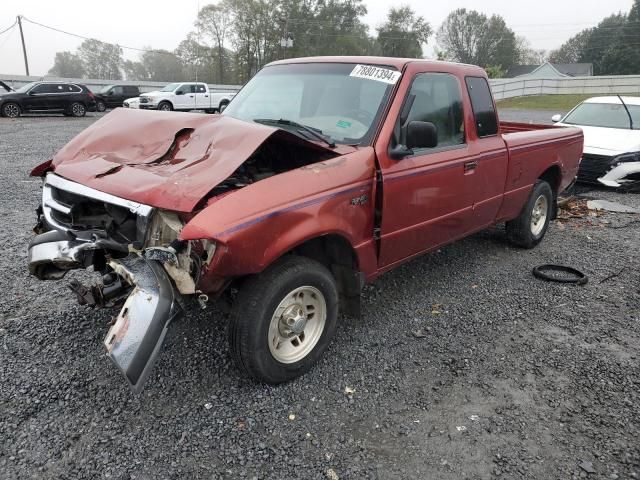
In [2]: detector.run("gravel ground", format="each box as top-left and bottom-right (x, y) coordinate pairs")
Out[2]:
(1, 111), (639, 480)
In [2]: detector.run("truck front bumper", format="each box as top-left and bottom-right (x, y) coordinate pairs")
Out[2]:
(28, 231), (183, 392)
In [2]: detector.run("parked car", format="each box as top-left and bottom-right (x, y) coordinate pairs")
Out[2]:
(94, 85), (140, 112)
(138, 82), (235, 112)
(27, 56), (582, 391)
(0, 80), (13, 93)
(552, 96), (640, 189)
(122, 97), (141, 109)
(0, 81), (96, 118)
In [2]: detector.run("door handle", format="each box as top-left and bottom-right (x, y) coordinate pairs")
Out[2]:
(189, 95), (194, 97)
(204, 95), (209, 97)
(464, 161), (478, 172)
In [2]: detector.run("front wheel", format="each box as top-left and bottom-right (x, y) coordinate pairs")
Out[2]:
(228, 256), (339, 384)
(69, 102), (86, 117)
(506, 180), (553, 248)
(158, 101), (172, 111)
(2, 102), (21, 118)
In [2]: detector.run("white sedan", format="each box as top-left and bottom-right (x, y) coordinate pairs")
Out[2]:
(123, 97), (140, 109)
(552, 96), (640, 189)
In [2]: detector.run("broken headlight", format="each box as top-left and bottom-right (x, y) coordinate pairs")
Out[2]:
(610, 151), (640, 167)
(146, 210), (184, 248)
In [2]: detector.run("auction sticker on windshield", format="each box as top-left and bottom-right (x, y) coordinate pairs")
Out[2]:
(350, 64), (401, 84)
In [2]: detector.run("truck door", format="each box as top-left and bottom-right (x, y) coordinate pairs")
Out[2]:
(175, 83), (196, 110)
(377, 70), (474, 268)
(194, 83), (210, 110)
(463, 76), (509, 229)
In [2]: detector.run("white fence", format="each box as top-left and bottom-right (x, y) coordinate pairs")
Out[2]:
(0, 73), (242, 94)
(490, 75), (640, 100)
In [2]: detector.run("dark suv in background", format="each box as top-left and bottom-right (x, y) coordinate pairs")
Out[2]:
(0, 81), (96, 118)
(94, 85), (140, 112)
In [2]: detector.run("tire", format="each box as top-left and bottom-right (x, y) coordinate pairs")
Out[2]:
(96, 100), (106, 112)
(69, 102), (86, 117)
(1, 102), (21, 118)
(228, 256), (339, 384)
(218, 100), (229, 112)
(158, 101), (173, 111)
(506, 180), (553, 248)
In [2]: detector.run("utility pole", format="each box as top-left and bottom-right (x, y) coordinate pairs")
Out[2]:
(17, 16), (30, 76)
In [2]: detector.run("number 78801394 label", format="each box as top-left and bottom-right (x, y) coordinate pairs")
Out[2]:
(349, 64), (401, 84)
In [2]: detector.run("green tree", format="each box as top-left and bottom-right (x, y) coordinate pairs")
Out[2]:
(139, 49), (184, 81)
(196, 2), (232, 83)
(548, 30), (592, 64)
(123, 60), (148, 81)
(48, 51), (85, 78)
(376, 6), (431, 58)
(77, 39), (123, 79)
(436, 9), (520, 69)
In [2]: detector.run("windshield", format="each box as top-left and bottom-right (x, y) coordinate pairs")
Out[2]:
(223, 63), (398, 145)
(100, 85), (114, 93)
(563, 102), (640, 130)
(15, 82), (37, 93)
(160, 83), (180, 92)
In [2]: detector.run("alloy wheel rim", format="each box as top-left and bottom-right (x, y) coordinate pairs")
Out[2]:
(530, 195), (548, 236)
(5, 104), (18, 117)
(73, 104), (84, 116)
(268, 286), (327, 364)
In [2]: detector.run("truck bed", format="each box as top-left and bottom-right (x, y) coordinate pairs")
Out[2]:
(500, 121), (562, 133)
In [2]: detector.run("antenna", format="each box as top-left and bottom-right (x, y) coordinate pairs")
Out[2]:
(617, 95), (634, 130)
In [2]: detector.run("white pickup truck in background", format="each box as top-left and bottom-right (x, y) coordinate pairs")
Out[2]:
(136, 82), (236, 112)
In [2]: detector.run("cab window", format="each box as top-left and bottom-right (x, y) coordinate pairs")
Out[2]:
(398, 73), (465, 151)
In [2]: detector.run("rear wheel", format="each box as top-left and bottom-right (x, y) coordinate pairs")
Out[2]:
(158, 101), (172, 111)
(506, 180), (553, 248)
(69, 102), (86, 117)
(218, 100), (229, 112)
(228, 256), (339, 384)
(96, 100), (106, 112)
(2, 102), (20, 118)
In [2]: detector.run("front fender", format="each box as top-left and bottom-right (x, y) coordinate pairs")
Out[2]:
(180, 148), (377, 286)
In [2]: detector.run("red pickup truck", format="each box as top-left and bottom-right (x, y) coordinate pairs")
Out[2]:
(28, 56), (583, 391)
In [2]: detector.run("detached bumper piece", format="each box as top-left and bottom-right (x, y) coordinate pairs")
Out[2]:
(104, 255), (183, 393)
(27, 231), (183, 393)
(598, 161), (640, 188)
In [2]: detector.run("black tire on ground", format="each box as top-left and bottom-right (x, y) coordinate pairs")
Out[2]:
(506, 179), (553, 249)
(96, 100), (106, 112)
(1, 102), (21, 118)
(218, 100), (229, 112)
(69, 102), (86, 117)
(158, 101), (173, 111)
(228, 256), (339, 384)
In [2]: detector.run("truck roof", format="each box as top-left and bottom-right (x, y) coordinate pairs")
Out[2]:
(267, 56), (487, 76)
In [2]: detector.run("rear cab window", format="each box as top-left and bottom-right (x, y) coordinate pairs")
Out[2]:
(465, 76), (498, 137)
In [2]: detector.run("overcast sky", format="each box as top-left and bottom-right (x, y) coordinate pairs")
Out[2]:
(0, 0), (634, 76)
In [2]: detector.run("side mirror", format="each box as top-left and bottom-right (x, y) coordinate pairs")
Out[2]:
(28, 90), (36, 96)
(176, 90), (184, 96)
(407, 121), (438, 150)
(551, 114), (562, 123)
(108, 90), (114, 96)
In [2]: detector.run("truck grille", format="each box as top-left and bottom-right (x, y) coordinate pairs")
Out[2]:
(577, 154), (612, 184)
(42, 174), (153, 243)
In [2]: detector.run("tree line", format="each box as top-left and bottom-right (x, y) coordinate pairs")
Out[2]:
(46, 0), (640, 83)
(549, 0), (640, 75)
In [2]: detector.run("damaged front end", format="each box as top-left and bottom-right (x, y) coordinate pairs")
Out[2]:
(598, 151), (640, 190)
(28, 173), (202, 392)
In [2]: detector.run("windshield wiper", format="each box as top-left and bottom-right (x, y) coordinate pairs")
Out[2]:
(254, 118), (336, 148)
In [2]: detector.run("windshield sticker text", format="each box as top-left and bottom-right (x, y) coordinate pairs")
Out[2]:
(349, 65), (401, 84)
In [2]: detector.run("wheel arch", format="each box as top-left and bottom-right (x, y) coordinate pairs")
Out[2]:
(284, 233), (364, 318)
(538, 164), (562, 219)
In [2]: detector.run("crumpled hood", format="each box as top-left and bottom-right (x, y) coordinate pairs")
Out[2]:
(51, 109), (339, 212)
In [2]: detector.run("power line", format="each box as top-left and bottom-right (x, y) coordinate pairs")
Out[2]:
(0, 19), (17, 36)
(20, 15), (181, 57)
